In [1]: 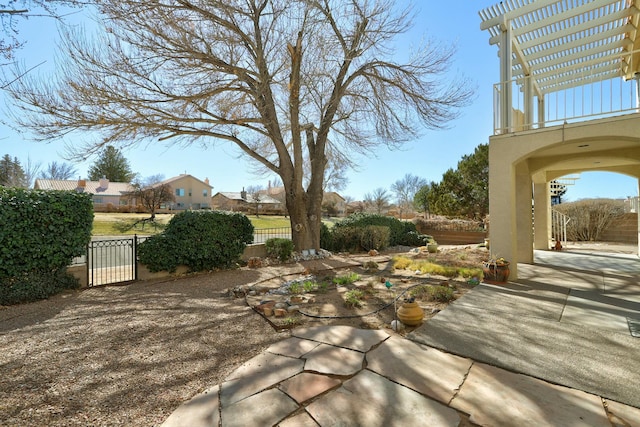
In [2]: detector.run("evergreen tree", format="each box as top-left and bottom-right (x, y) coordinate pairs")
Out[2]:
(87, 146), (135, 182)
(429, 143), (489, 220)
(0, 154), (27, 187)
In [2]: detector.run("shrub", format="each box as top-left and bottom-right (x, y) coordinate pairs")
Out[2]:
(138, 210), (254, 272)
(0, 188), (92, 304)
(328, 226), (362, 252)
(359, 225), (390, 251)
(554, 199), (626, 241)
(0, 269), (80, 306)
(265, 238), (294, 261)
(335, 213), (406, 246)
(320, 222), (333, 250)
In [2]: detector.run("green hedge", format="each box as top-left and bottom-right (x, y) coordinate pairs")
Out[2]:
(326, 213), (431, 252)
(265, 238), (294, 261)
(0, 188), (93, 304)
(138, 210), (254, 272)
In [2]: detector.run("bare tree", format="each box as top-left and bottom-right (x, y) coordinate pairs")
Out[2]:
(41, 161), (78, 180)
(390, 173), (426, 219)
(364, 187), (390, 215)
(1, 1), (83, 61)
(5, 0), (472, 250)
(128, 174), (174, 220)
(245, 185), (264, 217)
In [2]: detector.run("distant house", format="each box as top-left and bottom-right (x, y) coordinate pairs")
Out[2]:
(322, 191), (347, 216)
(155, 174), (213, 211)
(211, 189), (283, 214)
(34, 178), (134, 211)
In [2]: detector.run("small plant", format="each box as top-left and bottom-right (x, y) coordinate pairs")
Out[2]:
(317, 281), (330, 293)
(344, 289), (365, 308)
(302, 280), (316, 293)
(289, 282), (302, 294)
(333, 272), (361, 286)
(427, 285), (455, 303)
(281, 316), (303, 327)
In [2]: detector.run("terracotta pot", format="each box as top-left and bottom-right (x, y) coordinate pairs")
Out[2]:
(482, 262), (510, 284)
(397, 301), (424, 326)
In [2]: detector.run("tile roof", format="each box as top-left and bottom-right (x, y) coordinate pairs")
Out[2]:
(34, 179), (133, 197)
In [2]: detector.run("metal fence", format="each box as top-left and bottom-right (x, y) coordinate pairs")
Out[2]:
(252, 227), (291, 244)
(87, 236), (148, 286)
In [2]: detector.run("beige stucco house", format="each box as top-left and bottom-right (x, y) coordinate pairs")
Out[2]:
(157, 174), (213, 210)
(479, 0), (640, 279)
(34, 178), (134, 211)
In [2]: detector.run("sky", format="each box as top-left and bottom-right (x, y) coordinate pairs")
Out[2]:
(0, 1), (638, 202)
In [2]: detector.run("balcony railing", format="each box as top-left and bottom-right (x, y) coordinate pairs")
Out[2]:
(493, 51), (640, 135)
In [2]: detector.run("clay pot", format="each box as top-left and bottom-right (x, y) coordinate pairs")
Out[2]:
(397, 301), (424, 326)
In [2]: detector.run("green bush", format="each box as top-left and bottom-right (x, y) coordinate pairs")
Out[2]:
(265, 238), (294, 261)
(0, 188), (93, 279)
(359, 225), (390, 251)
(319, 222), (333, 250)
(335, 213), (406, 246)
(326, 213), (430, 252)
(0, 188), (92, 304)
(138, 210), (254, 272)
(0, 269), (79, 305)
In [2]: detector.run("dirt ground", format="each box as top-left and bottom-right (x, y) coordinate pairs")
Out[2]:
(0, 246), (488, 427)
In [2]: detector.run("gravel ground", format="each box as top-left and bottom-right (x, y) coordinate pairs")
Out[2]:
(0, 266), (301, 427)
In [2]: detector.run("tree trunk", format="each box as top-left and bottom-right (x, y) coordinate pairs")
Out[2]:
(285, 187), (322, 252)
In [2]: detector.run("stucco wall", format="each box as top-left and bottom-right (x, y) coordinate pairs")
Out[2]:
(600, 213), (638, 244)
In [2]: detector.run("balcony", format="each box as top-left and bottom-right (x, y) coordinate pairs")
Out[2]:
(493, 49), (640, 135)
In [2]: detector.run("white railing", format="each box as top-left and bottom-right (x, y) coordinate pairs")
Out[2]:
(493, 50), (640, 134)
(627, 196), (640, 213)
(551, 209), (571, 246)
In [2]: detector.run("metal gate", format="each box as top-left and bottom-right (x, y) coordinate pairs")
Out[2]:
(87, 236), (144, 286)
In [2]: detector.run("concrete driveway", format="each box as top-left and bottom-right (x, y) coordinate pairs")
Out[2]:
(408, 247), (640, 409)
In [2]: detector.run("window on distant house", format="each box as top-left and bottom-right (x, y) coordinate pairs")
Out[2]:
(176, 188), (185, 197)
(203, 189), (208, 197)
(93, 197), (103, 204)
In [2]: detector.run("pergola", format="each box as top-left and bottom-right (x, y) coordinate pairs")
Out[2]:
(479, 0), (640, 133)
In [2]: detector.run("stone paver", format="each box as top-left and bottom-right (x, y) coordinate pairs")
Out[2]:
(220, 388), (298, 427)
(220, 353), (304, 406)
(161, 386), (219, 427)
(267, 336), (320, 358)
(451, 363), (611, 427)
(367, 335), (472, 404)
(303, 343), (364, 376)
(278, 411), (319, 427)
(306, 369), (460, 427)
(292, 325), (389, 352)
(605, 399), (640, 427)
(279, 372), (341, 403)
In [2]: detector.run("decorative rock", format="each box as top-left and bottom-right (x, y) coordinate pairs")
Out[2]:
(390, 320), (404, 332)
(255, 301), (276, 313)
(274, 302), (288, 309)
(274, 308), (287, 318)
(263, 307), (274, 317)
(287, 305), (300, 313)
(368, 249), (379, 256)
(290, 296), (303, 303)
(248, 290), (257, 296)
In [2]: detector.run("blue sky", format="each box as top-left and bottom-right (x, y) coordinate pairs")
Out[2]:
(1, 1), (638, 202)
